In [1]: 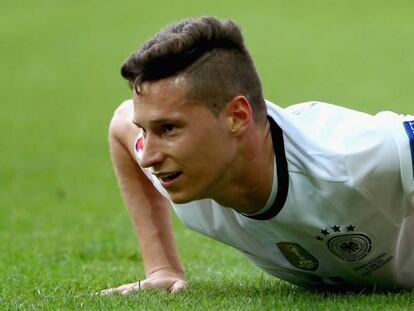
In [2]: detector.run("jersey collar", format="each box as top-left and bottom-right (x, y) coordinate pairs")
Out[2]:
(242, 116), (289, 220)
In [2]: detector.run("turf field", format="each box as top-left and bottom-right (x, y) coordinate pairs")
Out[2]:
(1, 0), (414, 309)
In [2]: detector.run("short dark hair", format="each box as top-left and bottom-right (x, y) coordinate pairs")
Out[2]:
(121, 17), (267, 124)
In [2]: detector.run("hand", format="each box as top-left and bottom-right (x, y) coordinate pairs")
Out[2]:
(99, 271), (188, 295)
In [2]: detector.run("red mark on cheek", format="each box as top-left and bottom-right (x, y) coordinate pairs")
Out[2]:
(136, 137), (144, 152)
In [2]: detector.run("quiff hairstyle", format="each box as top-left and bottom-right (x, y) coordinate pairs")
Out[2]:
(121, 17), (267, 124)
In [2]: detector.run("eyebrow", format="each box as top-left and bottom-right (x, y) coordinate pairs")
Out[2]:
(132, 117), (177, 127)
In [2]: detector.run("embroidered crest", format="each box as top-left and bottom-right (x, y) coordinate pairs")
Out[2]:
(277, 242), (319, 271)
(327, 234), (372, 261)
(316, 225), (372, 261)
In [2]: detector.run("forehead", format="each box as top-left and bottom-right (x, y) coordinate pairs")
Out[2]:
(139, 75), (187, 99)
(134, 75), (184, 106)
(132, 75), (205, 123)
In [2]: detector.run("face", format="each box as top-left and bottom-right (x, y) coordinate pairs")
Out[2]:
(132, 76), (237, 203)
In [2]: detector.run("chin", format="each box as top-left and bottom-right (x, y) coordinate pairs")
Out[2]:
(168, 193), (193, 204)
(167, 190), (203, 204)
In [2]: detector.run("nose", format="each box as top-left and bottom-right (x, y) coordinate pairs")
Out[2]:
(138, 134), (165, 168)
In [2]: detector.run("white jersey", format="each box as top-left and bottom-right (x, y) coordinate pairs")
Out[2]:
(133, 100), (414, 289)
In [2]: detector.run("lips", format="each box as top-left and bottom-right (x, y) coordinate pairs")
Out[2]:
(154, 171), (182, 186)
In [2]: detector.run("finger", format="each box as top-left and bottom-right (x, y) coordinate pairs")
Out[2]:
(121, 282), (141, 295)
(169, 280), (188, 293)
(121, 288), (134, 295)
(139, 279), (169, 291)
(99, 281), (140, 296)
(117, 282), (139, 292)
(99, 288), (117, 296)
(139, 279), (151, 290)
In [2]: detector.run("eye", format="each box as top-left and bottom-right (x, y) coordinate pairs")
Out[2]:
(161, 124), (176, 134)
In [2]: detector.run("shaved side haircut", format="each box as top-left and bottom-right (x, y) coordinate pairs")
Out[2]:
(121, 17), (267, 124)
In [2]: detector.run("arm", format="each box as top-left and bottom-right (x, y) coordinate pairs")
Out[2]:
(100, 107), (187, 295)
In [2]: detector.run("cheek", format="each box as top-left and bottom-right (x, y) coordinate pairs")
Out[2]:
(194, 138), (233, 170)
(165, 137), (204, 167)
(171, 126), (232, 169)
(170, 139), (212, 171)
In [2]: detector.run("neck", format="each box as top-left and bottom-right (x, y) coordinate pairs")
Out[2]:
(210, 120), (274, 213)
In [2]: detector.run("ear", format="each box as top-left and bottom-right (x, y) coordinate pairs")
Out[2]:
(224, 96), (253, 137)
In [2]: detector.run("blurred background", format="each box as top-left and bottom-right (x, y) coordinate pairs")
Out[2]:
(1, 0), (413, 306)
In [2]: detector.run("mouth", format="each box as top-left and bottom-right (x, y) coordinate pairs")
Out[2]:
(155, 171), (182, 186)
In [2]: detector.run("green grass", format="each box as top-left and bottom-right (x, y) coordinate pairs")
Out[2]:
(1, 0), (414, 309)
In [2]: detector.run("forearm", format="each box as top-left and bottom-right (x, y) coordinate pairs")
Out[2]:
(126, 193), (184, 277)
(110, 133), (184, 278)
(102, 104), (187, 295)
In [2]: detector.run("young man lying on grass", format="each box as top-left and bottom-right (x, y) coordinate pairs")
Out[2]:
(101, 16), (414, 294)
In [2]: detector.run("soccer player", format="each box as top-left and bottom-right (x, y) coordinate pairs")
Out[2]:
(101, 17), (414, 294)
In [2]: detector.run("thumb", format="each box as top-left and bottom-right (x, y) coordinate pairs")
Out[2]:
(169, 280), (188, 293)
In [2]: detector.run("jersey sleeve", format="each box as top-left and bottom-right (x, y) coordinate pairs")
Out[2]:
(383, 112), (414, 210)
(347, 111), (414, 216)
(284, 102), (414, 214)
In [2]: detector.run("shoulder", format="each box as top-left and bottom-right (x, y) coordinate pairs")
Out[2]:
(109, 99), (135, 136)
(109, 99), (140, 150)
(110, 99), (133, 131)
